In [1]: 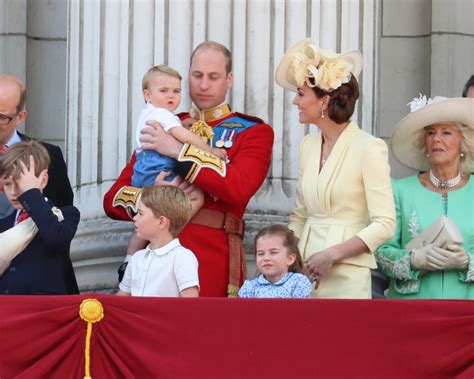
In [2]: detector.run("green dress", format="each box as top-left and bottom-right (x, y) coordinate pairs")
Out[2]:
(375, 175), (474, 299)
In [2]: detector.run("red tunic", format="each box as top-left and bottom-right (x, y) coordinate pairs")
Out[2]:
(103, 109), (274, 296)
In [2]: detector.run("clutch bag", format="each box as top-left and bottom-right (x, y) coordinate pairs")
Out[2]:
(406, 215), (464, 249)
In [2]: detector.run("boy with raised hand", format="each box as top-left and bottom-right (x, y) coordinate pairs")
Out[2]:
(0, 141), (80, 294)
(117, 185), (199, 297)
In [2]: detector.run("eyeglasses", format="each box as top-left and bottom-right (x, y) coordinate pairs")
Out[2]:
(0, 112), (19, 125)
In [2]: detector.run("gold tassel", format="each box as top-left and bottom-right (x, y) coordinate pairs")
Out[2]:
(79, 299), (105, 379)
(227, 284), (240, 298)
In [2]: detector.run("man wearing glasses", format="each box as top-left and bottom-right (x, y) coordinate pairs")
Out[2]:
(0, 74), (73, 217)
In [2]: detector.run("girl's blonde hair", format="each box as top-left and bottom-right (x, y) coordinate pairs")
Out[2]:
(254, 224), (305, 274)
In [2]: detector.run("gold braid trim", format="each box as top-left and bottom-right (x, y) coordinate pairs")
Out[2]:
(178, 143), (226, 183)
(79, 299), (105, 379)
(112, 186), (142, 219)
(227, 284), (240, 298)
(189, 120), (214, 144)
(184, 162), (199, 183)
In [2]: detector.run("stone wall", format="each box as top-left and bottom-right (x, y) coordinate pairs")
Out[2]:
(0, 0), (67, 149)
(379, 0), (474, 179)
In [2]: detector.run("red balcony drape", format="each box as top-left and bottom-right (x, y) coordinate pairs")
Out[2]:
(1, 295), (473, 378)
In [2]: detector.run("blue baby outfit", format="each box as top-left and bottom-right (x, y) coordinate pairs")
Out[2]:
(132, 105), (182, 187)
(238, 272), (312, 298)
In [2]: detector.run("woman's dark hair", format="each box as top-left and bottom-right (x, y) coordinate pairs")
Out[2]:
(312, 75), (360, 124)
(254, 224), (305, 274)
(462, 75), (474, 97)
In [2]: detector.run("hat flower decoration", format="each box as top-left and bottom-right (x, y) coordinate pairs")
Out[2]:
(407, 93), (434, 112)
(276, 38), (363, 93)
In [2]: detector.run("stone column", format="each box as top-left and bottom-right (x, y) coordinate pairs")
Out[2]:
(0, 0), (26, 81)
(430, 0), (474, 97)
(25, 0), (68, 150)
(379, 0), (474, 179)
(379, 0), (432, 179)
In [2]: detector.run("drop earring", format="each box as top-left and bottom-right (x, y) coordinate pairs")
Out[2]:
(321, 110), (325, 119)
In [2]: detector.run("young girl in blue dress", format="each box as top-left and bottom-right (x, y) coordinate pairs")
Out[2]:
(238, 224), (313, 298)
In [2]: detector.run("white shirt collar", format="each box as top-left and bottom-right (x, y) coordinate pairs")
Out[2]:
(257, 272), (292, 286)
(5, 130), (21, 148)
(146, 238), (181, 256)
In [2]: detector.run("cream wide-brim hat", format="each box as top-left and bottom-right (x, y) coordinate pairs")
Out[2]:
(275, 38), (363, 92)
(390, 97), (474, 172)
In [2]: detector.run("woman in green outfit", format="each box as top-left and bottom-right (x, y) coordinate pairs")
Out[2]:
(376, 96), (474, 299)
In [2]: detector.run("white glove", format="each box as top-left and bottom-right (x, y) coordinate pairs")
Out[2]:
(434, 244), (469, 271)
(411, 244), (445, 271)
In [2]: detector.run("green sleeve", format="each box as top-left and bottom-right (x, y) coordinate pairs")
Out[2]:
(458, 249), (474, 283)
(375, 180), (421, 294)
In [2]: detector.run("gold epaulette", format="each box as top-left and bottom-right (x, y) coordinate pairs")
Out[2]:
(178, 143), (226, 183)
(112, 186), (142, 219)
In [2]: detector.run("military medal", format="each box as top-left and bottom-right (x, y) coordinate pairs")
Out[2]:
(224, 130), (236, 148)
(215, 129), (227, 148)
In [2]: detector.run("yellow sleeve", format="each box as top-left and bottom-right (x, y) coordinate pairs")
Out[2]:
(356, 138), (396, 252)
(288, 135), (310, 238)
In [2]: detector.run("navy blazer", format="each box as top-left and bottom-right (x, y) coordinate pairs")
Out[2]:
(0, 189), (80, 295)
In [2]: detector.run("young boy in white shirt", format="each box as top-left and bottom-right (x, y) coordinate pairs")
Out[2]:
(117, 185), (199, 297)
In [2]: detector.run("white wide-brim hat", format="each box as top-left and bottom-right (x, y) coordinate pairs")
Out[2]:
(275, 38), (363, 92)
(391, 97), (474, 172)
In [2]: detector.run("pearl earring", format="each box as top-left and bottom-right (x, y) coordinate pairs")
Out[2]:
(321, 110), (325, 119)
(460, 152), (465, 158)
(426, 153), (430, 157)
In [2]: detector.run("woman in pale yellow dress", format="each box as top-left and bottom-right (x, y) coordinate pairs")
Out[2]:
(275, 38), (396, 298)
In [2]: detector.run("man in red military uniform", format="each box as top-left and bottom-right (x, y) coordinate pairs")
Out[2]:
(103, 41), (274, 297)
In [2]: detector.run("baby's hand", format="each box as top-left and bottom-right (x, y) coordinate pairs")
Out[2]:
(15, 155), (47, 194)
(211, 148), (228, 161)
(154, 171), (174, 186)
(182, 118), (197, 129)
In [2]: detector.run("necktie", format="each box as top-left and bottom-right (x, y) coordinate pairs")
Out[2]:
(0, 145), (6, 192)
(16, 209), (30, 224)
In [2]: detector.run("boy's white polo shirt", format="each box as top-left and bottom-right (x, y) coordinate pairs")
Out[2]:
(119, 238), (199, 297)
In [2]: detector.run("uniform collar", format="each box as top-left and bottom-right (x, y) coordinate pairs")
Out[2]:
(189, 102), (232, 122)
(146, 238), (181, 256)
(257, 272), (293, 286)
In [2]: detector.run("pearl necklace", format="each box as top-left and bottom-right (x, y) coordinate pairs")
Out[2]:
(429, 170), (461, 189)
